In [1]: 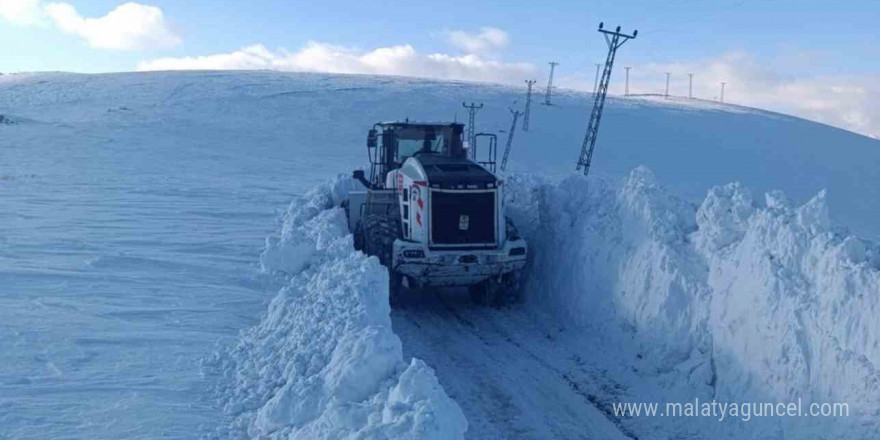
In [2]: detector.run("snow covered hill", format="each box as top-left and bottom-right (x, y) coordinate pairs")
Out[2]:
(1, 71), (878, 439)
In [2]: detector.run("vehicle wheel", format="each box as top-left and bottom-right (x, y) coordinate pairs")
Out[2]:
(360, 214), (403, 307)
(485, 277), (504, 308)
(501, 270), (524, 304)
(471, 278), (504, 308)
(469, 282), (486, 305)
(389, 268), (403, 308)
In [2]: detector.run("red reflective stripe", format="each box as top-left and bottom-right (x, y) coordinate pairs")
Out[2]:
(417, 198), (424, 209)
(413, 180), (427, 186)
(416, 212), (422, 226)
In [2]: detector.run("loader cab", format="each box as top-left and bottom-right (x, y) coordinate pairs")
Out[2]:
(366, 122), (466, 188)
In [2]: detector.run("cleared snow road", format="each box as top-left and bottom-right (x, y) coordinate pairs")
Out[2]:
(392, 291), (636, 440)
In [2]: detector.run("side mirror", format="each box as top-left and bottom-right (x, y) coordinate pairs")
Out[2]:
(367, 129), (378, 149)
(352, 169), (371, 189)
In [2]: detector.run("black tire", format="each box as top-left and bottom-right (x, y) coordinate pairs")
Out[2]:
(389, 268), (403, 308)
(501, 270), (525, 304)
(469, 282), (486, 305)
(486, 278), (504, 308)
(470, 277), (504, 308)
(359, 214), (403, 307)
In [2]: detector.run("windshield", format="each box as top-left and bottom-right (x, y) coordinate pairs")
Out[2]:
(395, 127), (450, 161)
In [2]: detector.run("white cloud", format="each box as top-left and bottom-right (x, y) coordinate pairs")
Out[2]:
(43, 1), (180, 50)
(625, 52), (880, 139)
(0, 0), (43, 25)
(445, 27), (509, 54)
(138, 42), (535, 85)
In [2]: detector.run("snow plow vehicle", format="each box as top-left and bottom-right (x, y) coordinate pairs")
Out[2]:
(343, 121), (527, 306)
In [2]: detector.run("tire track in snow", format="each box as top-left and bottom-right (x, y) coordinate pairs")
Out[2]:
(392, 291), (634, 440)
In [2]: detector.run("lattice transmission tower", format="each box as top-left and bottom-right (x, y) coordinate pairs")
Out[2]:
(576, 23), (637, 177)
(523, 80), (536, 131)
(543, 62), (559, 105)
(500, 107), (522, 171)
(462, 102), (483, 159)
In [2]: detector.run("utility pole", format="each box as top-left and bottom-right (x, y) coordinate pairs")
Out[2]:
(462, 102), (483, 159)
(576, 23), (637, 177)
(624, 66), (631, 96)
(720, 82), (726, 103)
(523, 79), (536, 131)
(688, 73), (694, 99)
(593, 63), (601, 94)
(501, 107), (522, 171)
(543, 61), (559, 105)
(665, 72), (671, 98)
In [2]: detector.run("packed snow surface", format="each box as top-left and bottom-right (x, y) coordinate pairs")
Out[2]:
(1, 71), (879, 439)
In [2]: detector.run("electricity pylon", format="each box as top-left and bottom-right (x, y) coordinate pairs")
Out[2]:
(462, 102), (483, 159)
(688, 73), (694, 99)
(665, 72), (671, 98)
(576, 23), (637, 177)
(501, 107), (522, 171)
(543, 62), (559, 105)
(523, 80), (536, 131)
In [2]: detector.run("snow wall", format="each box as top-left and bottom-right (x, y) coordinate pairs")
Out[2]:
(208, 167), (878, 439)
(204, 177), (467, 440)
(506, 167), (880, 438)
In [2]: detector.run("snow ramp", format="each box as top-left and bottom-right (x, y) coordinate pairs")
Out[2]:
(204, 177), (466, 440)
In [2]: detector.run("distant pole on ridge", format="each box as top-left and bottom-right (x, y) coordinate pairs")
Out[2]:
(543, 62), (559, 105)
(720, 81), (726, 103)
(665, 72), (671, 98)
(624, 66), (632, 96)
(593, 63), (601, 94)
(688, 73), (694, 99)
(523, 79), (537, 131)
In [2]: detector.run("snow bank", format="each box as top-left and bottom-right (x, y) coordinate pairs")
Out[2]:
(699, 184), (880, 437)
(205, 178), (466, 440)
(507, 168), (880, 438)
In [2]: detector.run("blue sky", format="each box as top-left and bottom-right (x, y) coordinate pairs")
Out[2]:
(1, 0), (878, 137)
(3, 0), (879, 75)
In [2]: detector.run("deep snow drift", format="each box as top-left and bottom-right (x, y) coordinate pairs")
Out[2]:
(204, 179), (466, 440)
(213, 169), (879, 439)
(505, 168), (880, 438)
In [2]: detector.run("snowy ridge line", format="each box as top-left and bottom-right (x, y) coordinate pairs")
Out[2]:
(505, 168), (880, 439)
(202, 176), (466, 440)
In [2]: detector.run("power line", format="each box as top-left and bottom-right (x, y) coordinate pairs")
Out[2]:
(665, 72), (671, 99)
(462, 102), (483, 159)
(523, 80), (536, 131)
(576, 23), (638, 177)
(501, 107), (522, 171)
(637, 0), (751, 36)
(543, 62), (559, 105)
(688, 73), (694, 99)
